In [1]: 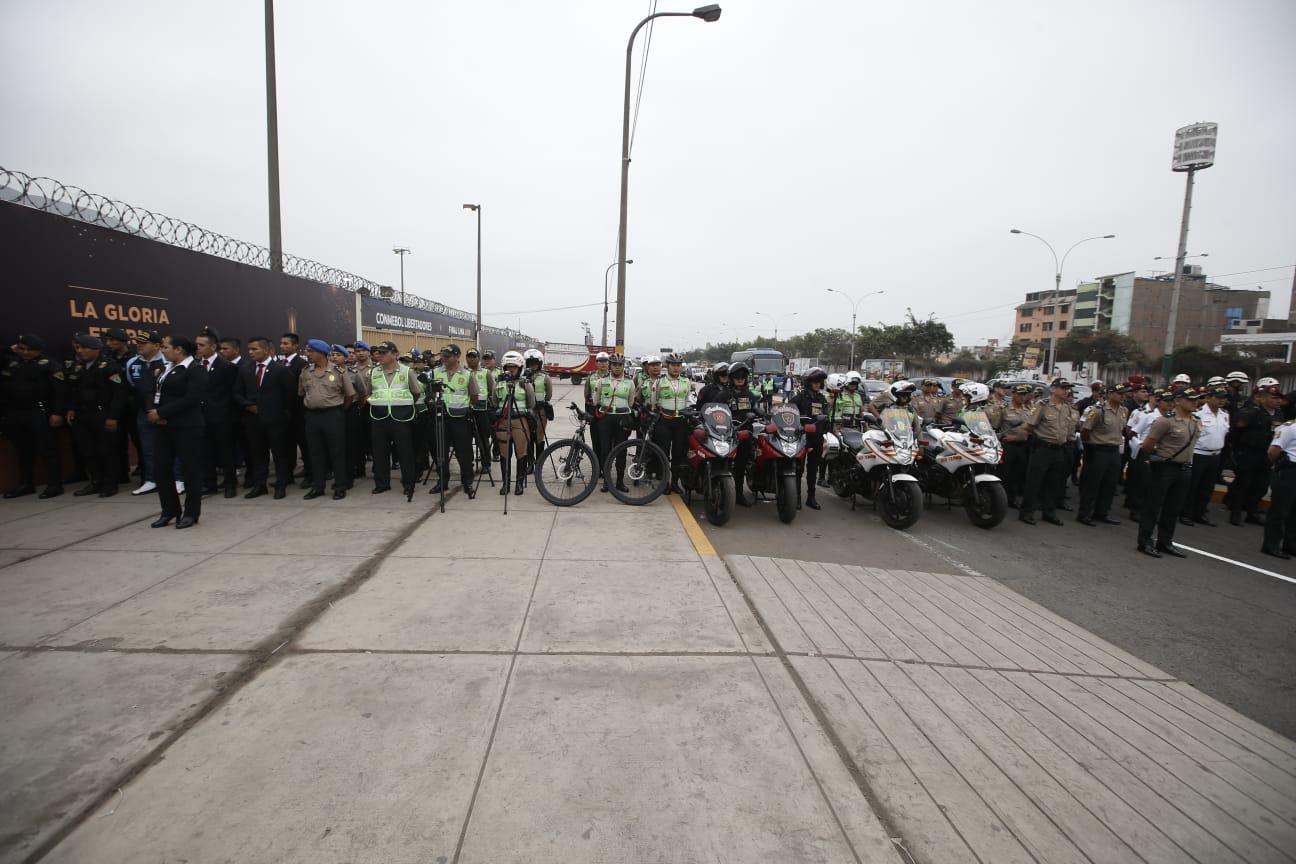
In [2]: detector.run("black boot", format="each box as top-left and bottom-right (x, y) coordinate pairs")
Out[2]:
(615, 469), (629, 493)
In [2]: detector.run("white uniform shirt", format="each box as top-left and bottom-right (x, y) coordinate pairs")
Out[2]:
(1272, 421), (1296, 461)
(1193, 405), (1229, 454)
(1126, 405), (1162, 454)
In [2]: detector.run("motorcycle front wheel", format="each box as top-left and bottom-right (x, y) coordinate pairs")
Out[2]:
(776, 474), (798, 524)
(964, 480), (1007, 529)
(878, 479), (922, 529)
(705, 474), (736, 526)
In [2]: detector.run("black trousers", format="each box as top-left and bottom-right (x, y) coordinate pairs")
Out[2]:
(652, 416), (689, 485)
(203, 419), (236, 490)
(289, 407), (308, 478)
(305, 407), (349, 492)
(1002, 441), (1028, 503)
(590, 409), (609, 476)
(1227, 451), (1270, 517)
(371, 417), (416, 491)
(1059, 442), (1078, 502)
(244, 416), (291, 490)
(72, 410), (120, 493)
(1021, 442), (1067, 518)
(1182, 451), (1221, 520)
(155, 425), (204, 519)
(1139, 461), (1192, 549)
(797, 433), (824, 501)
(345, 405), (365, 477)
(5, 409), (63, 489)
(1262, 465), (1296, 553)
(472, 410), (493, 468)
(1078, 445), (1120, 520)
(597, 414), (632, 481)
(437, 415), (476, 487)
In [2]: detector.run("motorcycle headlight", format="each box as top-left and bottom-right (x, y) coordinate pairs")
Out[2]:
(711, 440), (731, 455)
(781, 440), (799, 455)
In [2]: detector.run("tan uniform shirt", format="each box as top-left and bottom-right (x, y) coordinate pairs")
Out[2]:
(937, 393), (965, 424)
(1080, 402), (1129, 446)
(913, 393), (945, 422)
(298, 362), (355, 409)
(1027, 400), (1079, 445)
(998, 403), (1032, 442)
(1146, 415), (1201, 463)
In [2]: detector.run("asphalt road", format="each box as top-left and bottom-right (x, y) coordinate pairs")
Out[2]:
(685, 475), (1296, 739)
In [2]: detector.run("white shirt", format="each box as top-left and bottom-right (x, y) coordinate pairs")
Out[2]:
(1125, 405), (1161, 452)
(155, 355), (194, 402)
(1272, 422), (1296, 461)
(1193, 404), (1229, 454)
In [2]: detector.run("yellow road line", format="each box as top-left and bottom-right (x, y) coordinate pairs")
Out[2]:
(669, 493), (717, 557)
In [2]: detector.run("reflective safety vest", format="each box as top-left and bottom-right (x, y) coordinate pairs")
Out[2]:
(495, 380), (531, 415)
(469, 368), (491, 410)
(599, 376), (634, 414)
(832, 391), (863, 421)
(368, 366), (416, 422)
(531, 372), (549, 402)
(658, 376), (690, 413)
(435, 367), (472, 417)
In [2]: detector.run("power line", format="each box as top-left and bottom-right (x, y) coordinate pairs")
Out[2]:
(488, 301), (606, 316)
(628, 0), (658, 155)
(1208, 264), (1295, 279)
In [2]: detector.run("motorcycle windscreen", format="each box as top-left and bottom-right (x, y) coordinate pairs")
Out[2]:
(770, 405), (801, 439)
(702, 403), (734, 440)
(880, 407), (915, 444)
(962, 409), (998, 441)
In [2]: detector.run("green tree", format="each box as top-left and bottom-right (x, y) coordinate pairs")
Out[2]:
(893, 312), (954, 358)
(1056, 331), (1147, 366)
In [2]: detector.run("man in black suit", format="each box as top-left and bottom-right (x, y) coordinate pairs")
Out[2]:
(280, 332), (309, 486)
(148, 335), (207, 529)
(218, 337), (250, 483)
(195, 330), (238, 498)
(235, 337), (296, 499)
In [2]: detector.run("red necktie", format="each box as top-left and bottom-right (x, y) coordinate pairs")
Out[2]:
(202, 358), (210, 371)
(256, 363), (265, 388)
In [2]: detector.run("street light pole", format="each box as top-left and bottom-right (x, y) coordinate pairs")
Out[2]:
(1010, 229), (1115, 375)
(754, 311), (797, 341)
(264, 0), (283, 271)
(614, 4), (722, 356)
(827, 289), (885, 371)
(603, 259), (633, 347)
(392, 246), (411, 305)
(463, 204), (482, 347)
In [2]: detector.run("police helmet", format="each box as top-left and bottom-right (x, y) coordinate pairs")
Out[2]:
(595, 351), (610, 362)
(665, 353), (684, 364)
(804, 367), (828, 384)
(959, 381), (990, 406)
(844, 370), (863, 384)
(501, 350), (524, 369)
(889, 380), (917, 403)
(729, 362), (750, 379)
(643, 354), (662, 366)
(1172, 373), (1192, 384)
(1226, 370), (1248, 383)
(523, 348), (544, 365)
(827, 373), (846, 390)
(713, 363), (730, 376)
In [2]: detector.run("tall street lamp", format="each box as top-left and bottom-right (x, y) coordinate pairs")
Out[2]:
(603, 259), (633, 347)
(1010, 229), (1115, 375)
(392, 246), (412, 306)
(754, 311), (797, 341)
(264, 0), (283, 271)
(614, 4), (722, 355)
(463, 204), (482, 347)
(827, 288), (885, 371)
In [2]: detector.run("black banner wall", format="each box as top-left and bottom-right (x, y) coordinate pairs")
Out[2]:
(1, 202), (357, 358)
(360, 295), (476, 341)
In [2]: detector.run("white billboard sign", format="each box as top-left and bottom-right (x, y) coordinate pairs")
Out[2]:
(1172, 122), (1218, 171)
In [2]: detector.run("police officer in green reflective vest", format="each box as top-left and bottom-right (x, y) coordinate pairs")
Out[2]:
(523, 349), (553, 457)
(596, 354), (635, 493)
(429, 343), (479, 497)
(465, 347), (494, 476)
(651, 353), (692, 494)
(360, 341), (419, 499)
(830, 374), (864, 429)
(585, 351), (611, 471)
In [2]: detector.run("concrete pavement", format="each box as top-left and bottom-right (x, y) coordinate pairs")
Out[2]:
(3, 383), (1294, 863)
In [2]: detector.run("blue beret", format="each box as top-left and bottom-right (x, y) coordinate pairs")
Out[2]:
(330, 343), (347, 354)
(305, 338), (331, 354)
(353, 340), (370, 351)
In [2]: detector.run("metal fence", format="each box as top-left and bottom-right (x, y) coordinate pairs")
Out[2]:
(0, 166), (525, 339)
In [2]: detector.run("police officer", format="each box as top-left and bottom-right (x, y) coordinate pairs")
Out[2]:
(793, 367), (830, 510)
(914, 378), (945, 424)
(1075, 381), (1105, 414)
(102, 327), (138, 484)
(359, 341), (420, 499)
(636, 355), (663, 440)
(726, 363), (762, 506)
(830, 373), (865, 429)
(1228, 377), (1283, 526)
(996, 384), (1034, 508)
(585, 351), (612, 474)
(494, 351), (536, 495)
(125, 331), (167, 495)
(66, 334), (128, 497)
(937, 379), (966, 424)
(2, 334), (66, 498)
(465, 347), (495, 477)
(1077, 384), (1129, 526)
(759, 373), (776, 412)
(652, 353), (692, 494)
(695, 362), (729, 407)
(1137, 389), (1202, 557)
(298, 339), (354, 500)
(594, 354), (635, 493)
(1018, 378), (1079, 525)
(1181, 386), (1229, 526)
(430, 343), (479, 497)
(523, 349), (553, 456)
(1262, 418), (1296, 559)
(347, 340), (374, 479)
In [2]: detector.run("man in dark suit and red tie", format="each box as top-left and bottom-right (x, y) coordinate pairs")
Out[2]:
(235, 337), (296, 499)
(195, 329), (239, 498)
(148, 335), (207, 529)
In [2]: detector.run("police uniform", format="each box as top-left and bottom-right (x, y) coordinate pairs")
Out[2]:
(913, 385), (946, 423)
(1, 335), (66, 497)
(1019, 379), (1079, 524)
(1262, 421), (1296, 558)
(493, 363), (536, 495)
(585, 358), (612, 473)
(793, 382), (830, 509)
(430, 350), (479, 495)
(125, 333), (167, 490)
(595, 366), (635, 491)
(1077, 393), (1128, 525)
(1138, 392), (1202, 555)
(67, 335), (128, 496)
(466, 352), (495, 474)
(298, 340), (355, 499)
(650, 368), (692, 492)
(361, 345), (420, 496)
(830, 385), (864, 429)
(727, 379), (762, 505)
(102, 328), (139, 484)
(347, 344), (375, 478)
(1227, 400), (1280, 524)
(997, 389), (1034, 507)
(1182, 391), (1228, 524)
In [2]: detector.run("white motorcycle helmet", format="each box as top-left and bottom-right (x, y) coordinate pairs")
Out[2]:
(501, 350), (524, 370)
(1172, 373), (1192, 384)
(643, 354), (662, 366)
(889, 380), (917, 404)
(959, 381), (990, 406)
(595, 351), (610, 362)
(827, 373), (846, 391)
(845, 370), (863, 385)
(1256, 376), (1281, 394)
(1206, 375), (1226, 387)
(522, 348), (544, 365)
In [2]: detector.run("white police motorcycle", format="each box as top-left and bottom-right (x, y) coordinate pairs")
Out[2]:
(823, 380), (923, 529)
(916, 382), (1007, 529)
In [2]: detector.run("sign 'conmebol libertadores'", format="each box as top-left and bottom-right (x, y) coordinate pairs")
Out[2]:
(1171, 122), (1218, 172)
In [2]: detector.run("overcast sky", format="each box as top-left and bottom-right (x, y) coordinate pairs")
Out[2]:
(4, 0), (1294, 356)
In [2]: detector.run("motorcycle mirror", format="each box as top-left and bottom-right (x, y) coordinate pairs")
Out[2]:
(738, 430), (751, 441)
(765, 423), (778, 434)
(803, 424), (817, 435)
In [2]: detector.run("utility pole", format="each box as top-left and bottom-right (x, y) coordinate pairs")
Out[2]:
(393, 247), (411, 305)
(264, 0), (283, 271)
(464, 204), (482, 348)
(1162, 122), (1218, 382)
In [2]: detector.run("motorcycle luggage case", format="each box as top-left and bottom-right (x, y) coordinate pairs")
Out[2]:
(822, 432), (841, 460)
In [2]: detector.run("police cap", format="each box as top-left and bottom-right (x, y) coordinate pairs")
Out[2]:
(16, 333), (46, 351)
(133, 330), (162, 344)
(73, 333), (103, 349)
(102, 328), (129, 343)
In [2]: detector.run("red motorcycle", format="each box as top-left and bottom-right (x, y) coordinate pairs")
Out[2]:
(682, 403), (739, 525)
(746, 404), (811, 523)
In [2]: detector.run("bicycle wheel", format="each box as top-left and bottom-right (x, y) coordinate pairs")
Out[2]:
(534, 438), (599, 506)
(604, 438), (669, 505)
